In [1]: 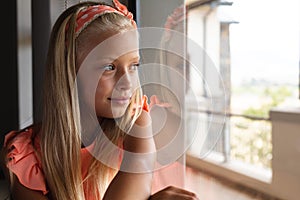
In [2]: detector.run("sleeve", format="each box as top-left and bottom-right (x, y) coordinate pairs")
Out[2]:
(142, 95), (150, 112)
(4, 129), (48, 195)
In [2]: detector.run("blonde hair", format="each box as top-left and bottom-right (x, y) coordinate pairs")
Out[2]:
(41, 2), (141, 199)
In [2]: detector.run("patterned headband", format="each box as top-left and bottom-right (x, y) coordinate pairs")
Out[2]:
(75, 0), (137, 37)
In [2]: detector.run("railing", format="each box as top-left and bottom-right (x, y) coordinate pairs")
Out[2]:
(186, 107), (272, 169)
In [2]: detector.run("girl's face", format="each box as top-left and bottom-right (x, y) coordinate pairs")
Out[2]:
(77, 29), (140, 119)
(94, 50), (140, 118)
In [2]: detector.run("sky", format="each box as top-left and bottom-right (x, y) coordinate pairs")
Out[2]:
(223, 0), (300, 85)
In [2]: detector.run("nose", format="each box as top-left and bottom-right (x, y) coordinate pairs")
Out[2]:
(116, 71), (133, 91)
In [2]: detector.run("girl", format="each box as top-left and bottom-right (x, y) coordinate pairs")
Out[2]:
(2, 1), (198, 199)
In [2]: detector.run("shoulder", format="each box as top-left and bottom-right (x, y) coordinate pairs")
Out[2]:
(3, 126), (48, 195)
(4, 126), (41, 163)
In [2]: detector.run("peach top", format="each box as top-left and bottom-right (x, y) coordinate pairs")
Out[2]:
(3, 95), (184, 198)
(4, 127), (95, 197)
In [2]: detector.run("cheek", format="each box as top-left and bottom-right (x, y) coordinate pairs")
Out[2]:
(95, 77), (115, 99)
(94, 79), (112, 118)
(131, 73), (140, 89)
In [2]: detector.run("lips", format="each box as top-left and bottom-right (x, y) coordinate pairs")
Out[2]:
(108, 97), (131, 105)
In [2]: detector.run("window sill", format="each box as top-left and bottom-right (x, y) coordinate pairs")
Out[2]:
(186, 152), (272, 196)
(270, 106), (300, 123)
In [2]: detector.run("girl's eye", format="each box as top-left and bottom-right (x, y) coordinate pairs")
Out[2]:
(103, 64), (115, 71)
(129, 63), (140, 71)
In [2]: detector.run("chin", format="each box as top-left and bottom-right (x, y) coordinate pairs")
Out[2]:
(111, 109), (127, 119)
(97, 109), (127, 119)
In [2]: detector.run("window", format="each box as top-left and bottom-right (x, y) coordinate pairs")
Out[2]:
(186, 0), (300, 175)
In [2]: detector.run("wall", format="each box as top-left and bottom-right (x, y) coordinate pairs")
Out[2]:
(0, 0), (18, 144)
(270, 107), (300, 200)
(17, 0), (33, 129)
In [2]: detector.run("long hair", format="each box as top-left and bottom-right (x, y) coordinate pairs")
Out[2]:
(41, 2), (141, 199)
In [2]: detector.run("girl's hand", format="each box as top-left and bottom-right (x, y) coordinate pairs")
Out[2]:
(121, 109), (156, 172)
(149, 186), (199, 200)
(124, 109), (154, 153)
(103, 110), (155, 200)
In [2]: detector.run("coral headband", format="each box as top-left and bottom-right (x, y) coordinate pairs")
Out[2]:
(75, 0), (136, 36)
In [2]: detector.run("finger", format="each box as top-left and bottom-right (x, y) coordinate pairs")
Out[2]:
(165, 186), (198, 197)
(168, 192), (199, 200)
(149, 187), (199, 200)
(174, 192), (199, 200)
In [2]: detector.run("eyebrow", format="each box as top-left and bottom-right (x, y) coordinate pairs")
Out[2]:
(115, 56), (141, 64)
(128, 56), (140, 61)
(100, 55), (140, 62)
